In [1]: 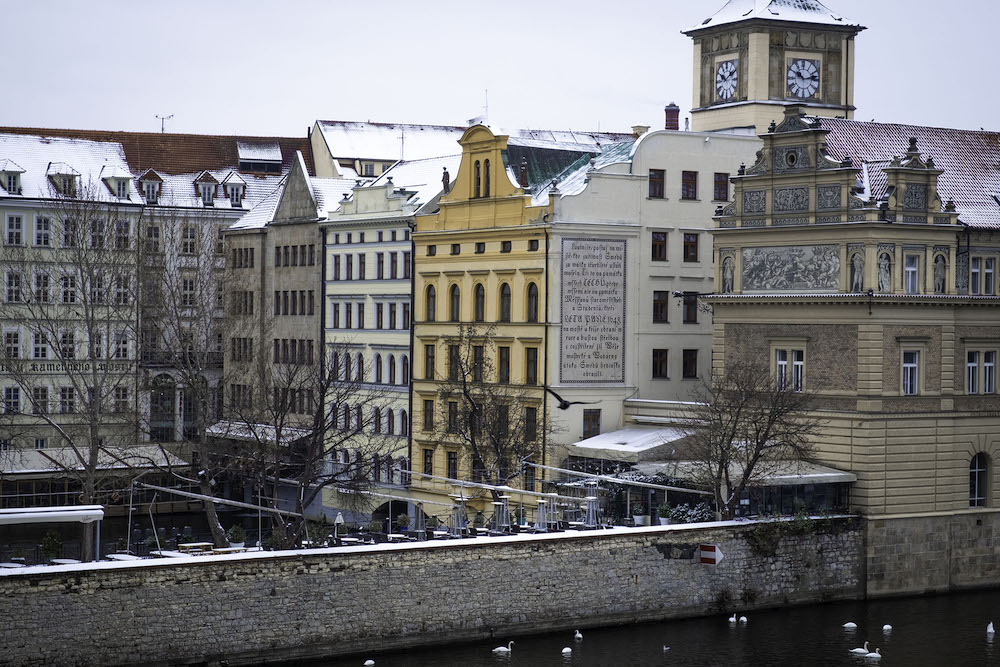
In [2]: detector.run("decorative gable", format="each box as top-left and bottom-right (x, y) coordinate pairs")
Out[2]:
(138, 168), (163, 204)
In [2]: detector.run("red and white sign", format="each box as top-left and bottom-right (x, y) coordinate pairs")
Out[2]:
(700, 544), (724, 565)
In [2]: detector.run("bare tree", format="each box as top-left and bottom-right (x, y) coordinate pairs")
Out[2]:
(0, 178), (143, 559)
(432, 323), (546, 495)
(684, 360), (821, 519)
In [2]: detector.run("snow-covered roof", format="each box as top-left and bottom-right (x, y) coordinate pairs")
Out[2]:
(0, 133), (129, 200)
(228, 179), (286, 230)
(100, 164), (132, 180)
(531, 141), (635, 205)
(371, 154), (462, 213)
(317, 121), (466, 162)
(0, 158), (24, 172)
(686, 0), (863, 33)
(310, 177), (357, 213)
(0, 445), (185, 477)
(567, 425), (690, 464)
(0, 505), (105, 526)
(634, 460), (857, 486)
(206, 420), (312, 445)
(221, 170), (247, 186)
(237, 141), (282, 162)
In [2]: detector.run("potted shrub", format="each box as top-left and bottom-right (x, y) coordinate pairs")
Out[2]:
(396, 513), (411, 532)
(657, 502), (672, 525)
(669, 504), (690, 524)
(227, 524), (247, 548)
(426, 515), (440, 531)
(632, 503), (648, 526)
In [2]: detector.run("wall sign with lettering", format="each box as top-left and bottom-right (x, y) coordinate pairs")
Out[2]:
(559, 238), (626, 384)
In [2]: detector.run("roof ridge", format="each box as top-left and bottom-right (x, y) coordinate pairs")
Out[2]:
(0, 125), (306, 142)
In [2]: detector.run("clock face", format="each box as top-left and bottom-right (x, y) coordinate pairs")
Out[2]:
(716, 60), (738, 100)
(787, 59), (820, 99)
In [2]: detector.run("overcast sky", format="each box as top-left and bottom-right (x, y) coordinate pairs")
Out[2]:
(5, 1), (994, 137)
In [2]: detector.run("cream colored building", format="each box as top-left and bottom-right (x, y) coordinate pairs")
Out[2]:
(685, 0), (864, 133)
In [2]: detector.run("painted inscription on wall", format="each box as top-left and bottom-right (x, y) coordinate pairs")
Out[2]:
(560, 238), (626, 383)
(742, 245), (840, 291)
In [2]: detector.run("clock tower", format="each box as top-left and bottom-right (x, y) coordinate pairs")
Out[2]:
(685, 0), (865, 133)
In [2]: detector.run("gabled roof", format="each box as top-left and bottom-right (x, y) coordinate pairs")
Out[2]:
(137, 168), (162, 182)
(47, 162), (80, 176)
(686, 0), (863, 34)
(221, 170), (247, 186)
(99, 164), (132, 180)
(0, 158), (24, 173)
(228, 179), (286, 231)
(316, 120), (466, 162)
(817, 117), (1000, 229)
(530, 141), (636, 205)
(195, 170), (219, 184)
(371, 154), (462, 213)
(0, 126), (314, 175)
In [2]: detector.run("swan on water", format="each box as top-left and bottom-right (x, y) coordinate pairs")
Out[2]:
(728, 614), (737, 623)
(562, 647), (572, 655)
(363, 661), (375, 666)
(574, 629), (583, 641)
(739, 616), (748, 624)
(849, 641), (870, 654)
(663, 645), (671, 652)
(865, 648), (882, 660)
(843, 622), (857, 629)
(492, 641), (514, 655)
(882, 624), (892, 632)
(989, 621), (995, 635)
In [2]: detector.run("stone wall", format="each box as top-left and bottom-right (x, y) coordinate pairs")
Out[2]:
(866, 509), (1000, 597)
(0, 520), (863, 667)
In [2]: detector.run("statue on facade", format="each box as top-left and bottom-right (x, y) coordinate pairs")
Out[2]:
(850, 252), (864, 292)
(722, 256), (735, 294)
(933, 255), (946, 294)
(878, 253), (891, 292)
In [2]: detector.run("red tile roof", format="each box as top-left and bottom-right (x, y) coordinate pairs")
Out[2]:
(818, 118), (1000, 229)
(0, 126), (313, 176)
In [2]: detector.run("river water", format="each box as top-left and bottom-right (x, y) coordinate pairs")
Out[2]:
(313, 589), (1000, 666)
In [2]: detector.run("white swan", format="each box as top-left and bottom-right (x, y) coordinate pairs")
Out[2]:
(562, 647), (572, 655)
(663, 645), (671, 652)
(989, 621), (995, 635)
(363, 661), (375, 666)
(865, 648), (882, 660)
(492, 641), (514, 655)
(574, 629), (583, 641)
(739, 616), (748, 624)
(843, 621), (858, 629)
(728, 614), (737, 623)
(882, 624), (892, 632)
(850, 641), (870, 654)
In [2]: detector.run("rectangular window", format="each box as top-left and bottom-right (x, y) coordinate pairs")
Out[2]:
(986, 351), (997, 394)
(423, 399), (434, 431)
(905, 255), (919, 294)
(968, 351), (980, 394)
(475, 242), (485, 254)
(451, 243), (460, 256)
(402, 251), (410, 279)
(651, 232), (666, 261)
(346, 255), (353, 280)
(776, 349), (788, 390)
(358, 254), (365, 279)
(4, 331), (19, 359)
(447, 451), (458, 480)
(3, 386), (19, 413)
(390, 251), (398, 279)
(583, 409), (601, 439)
(525, 347), (538, 385)
(683, 233), (699, 262)
(35, 217), (51, 246)
(376, 303), (384, 329)
(681, 171), (698, 200)
(6, 272), (22, 303)
(34, 437), (47, 450)
(61, 275), (76, 303)
(498, 346), (510, 383)
(447, 401), (458, 432)
(345, 302), (352, 328)
(971, 258), (981, 295)
(653, 291), (669, 323)
(114, 387), (128, 413)
(32, 387), (48, 414)
(115, 220), (129, 250)
(59, 331), (75, 359)
(34, 273), (49, 303)
(33, 332), (47, 359)
(448, 344), (460, 381)
(528, 239), (539, 251)
(376, 252), (384, 279)
(423, 448), (433, 475)
(427, 245), (436, 256)
(181, 226), (196, 254)
(525, 406), (537, 442)
(6, 215), (23, 245)
(652, 349), (668, 378)
(181, 279), (195, 306)
(500, 240), (511, 253)
(683, 293), (698, 323)
(332, 255), (340, 280)
(987, 258), (996, 295)
(402, 304), (410, 329)
(473, 345), (484, 382)
(682, 349), (698, 379)
(792, 350), (804, 392)
(424, 344), (435, 379)
(62, 218), (77, 247)
(903, 350), (920, 396)
(59, 386), (74, 413)
(145, 225), (160, 253)
(648, 169), (665, 198)
(389, 303), (397, 329)
(714, 172), (729, 201)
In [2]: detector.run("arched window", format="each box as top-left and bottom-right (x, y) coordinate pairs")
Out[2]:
(342, 404), (351, 431)
(971, 452), (989, 507)
(386, 408), (395, 435)
(484, 159), (491, 197)
(400, 410), (408, 436)
(389, 355), (396, 384)
(354, 405), (362, 431)
(499, 283), (511, 322)
(356, 354), (364, 381)
(426, 285), (436, 322)
(375, 354), (383, 383)
(342, 353), (351, 381)
(373, 407), (381, 434)
(330, 351), (339, 380)
(473, 161), (481, 198)
(402, 355), (409, 384)
(526, 283), (539, 322)
(474, 283), (485, 322)
(449, 284), (460, 322)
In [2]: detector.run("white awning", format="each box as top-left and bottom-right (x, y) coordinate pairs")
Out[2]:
(207, 420), (312, 445)
(0, 445), (185, 478)
(633, 460), (857, 487)
(0, 505), (104, 525)
(567, 426), (690, 464)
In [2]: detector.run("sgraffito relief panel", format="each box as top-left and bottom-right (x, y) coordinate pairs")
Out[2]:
(742, 245), (840, 291)
(560, 238), (626, 383)
(743, 190), (766, 214)
(817, 185), (841, 210)
(903, 183), (928, 211)
(774, 187), (809, 212)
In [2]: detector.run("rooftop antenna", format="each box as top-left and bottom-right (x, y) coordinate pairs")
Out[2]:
(155, 114), (174, 133)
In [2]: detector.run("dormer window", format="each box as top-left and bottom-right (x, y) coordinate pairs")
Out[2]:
(4, 173), (19, 195)
(227, 184), (244, 207)
(143, 181), (158, 204)
(200, 183), (215, 206)
(115, 179), (129, 198)
(61, 176), (77, 197)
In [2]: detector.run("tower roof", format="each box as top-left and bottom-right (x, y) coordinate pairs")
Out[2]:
(685, 0), (864, 35)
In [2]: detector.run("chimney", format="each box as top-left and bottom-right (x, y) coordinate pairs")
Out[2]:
(631, 124), (650, 138)
(664, 103), (680, 131)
